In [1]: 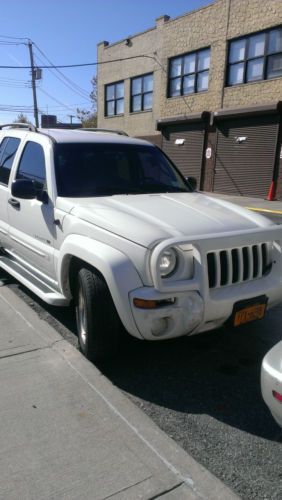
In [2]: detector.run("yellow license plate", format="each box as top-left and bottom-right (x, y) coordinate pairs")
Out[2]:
(234, 303), (266, 327)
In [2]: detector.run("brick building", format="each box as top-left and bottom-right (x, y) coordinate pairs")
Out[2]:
(97, 0), (282, 199)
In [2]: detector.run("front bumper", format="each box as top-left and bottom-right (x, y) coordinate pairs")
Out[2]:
(128, 224), (282, 340)
(129, 267), (282, 341)
(129, 289), (204, 340)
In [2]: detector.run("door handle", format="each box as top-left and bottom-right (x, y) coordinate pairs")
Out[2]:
(8, 198), (21, 210)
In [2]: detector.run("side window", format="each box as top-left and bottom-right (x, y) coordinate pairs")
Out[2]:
(16, 141), (46, 191)
(0, 138), (9, 160)
(0, 137), (21, 186)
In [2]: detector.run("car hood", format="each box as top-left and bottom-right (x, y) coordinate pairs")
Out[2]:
(56, 192), (273, 248)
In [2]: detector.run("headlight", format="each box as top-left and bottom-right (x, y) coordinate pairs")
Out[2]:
(159, 248), (178, 278)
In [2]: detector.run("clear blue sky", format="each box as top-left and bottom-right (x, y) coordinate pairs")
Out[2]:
(0, 0), (213, 124)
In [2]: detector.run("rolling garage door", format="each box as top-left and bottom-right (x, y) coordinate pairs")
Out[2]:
(213, 115), (279, 197)
(162, 122), (205, 186)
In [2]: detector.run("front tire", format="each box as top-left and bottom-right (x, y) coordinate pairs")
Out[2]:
(75, 267), (121, 362)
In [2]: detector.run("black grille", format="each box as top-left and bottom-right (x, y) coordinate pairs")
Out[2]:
(207, 243), (272, 289)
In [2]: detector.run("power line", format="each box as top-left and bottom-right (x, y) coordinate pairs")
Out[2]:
(0, 82), (30, 88)
(34, 51), (90, 101)
(0, 102), (86, 112)
(33, 42), (90, 100)
(0, 37), (92, 101)
(0, 105), (37, 112)
(38, 87), (81, 112)
(0, 77), (29, 83)
(0, 35), (28, 40)
(0, 76), (30, 88)
(0, 41), (24, 46)
(0, 54), (157, 69)
(0, 36), (92, 120)
(0, 33), (158, 70)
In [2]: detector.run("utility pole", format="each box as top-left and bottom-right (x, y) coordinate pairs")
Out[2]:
(28, 41), (39, 127)
(68, 115), (75, 124)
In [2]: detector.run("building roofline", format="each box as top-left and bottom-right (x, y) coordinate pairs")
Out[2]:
(101, 26), (157, 50)
(163, 1), (215, 26)
(99, 1), (215, 50)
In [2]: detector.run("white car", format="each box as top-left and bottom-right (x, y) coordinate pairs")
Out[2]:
(1, 123), (282, 361)
(261, 341), (282, 427)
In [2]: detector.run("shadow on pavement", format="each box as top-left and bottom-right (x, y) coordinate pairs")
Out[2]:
(99, 319), (281, 442)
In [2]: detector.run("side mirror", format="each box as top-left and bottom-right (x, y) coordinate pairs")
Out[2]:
(186, 176), (197, 192)
(11, 179), (37, 199)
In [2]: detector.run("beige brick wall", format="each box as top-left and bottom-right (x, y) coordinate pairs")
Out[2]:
(224, 79), (282, 108)
(158, 1), (229, 115)
(97, 0), (282, 135)
(97, 26), (161, 136)
(223, 0), (282, 108)
(227, 0), (282, 39)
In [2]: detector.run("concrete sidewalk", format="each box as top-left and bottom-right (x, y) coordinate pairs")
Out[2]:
(0, 284), (237, 500)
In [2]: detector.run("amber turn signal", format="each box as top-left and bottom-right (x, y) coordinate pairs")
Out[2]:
(133, 298), (175, 309)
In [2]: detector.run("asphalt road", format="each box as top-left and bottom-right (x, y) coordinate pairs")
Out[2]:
(261, 212), (282, 225)
(1, 210), (282, 500)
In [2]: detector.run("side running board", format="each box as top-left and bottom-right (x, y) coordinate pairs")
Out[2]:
(0, 255), (69, 306)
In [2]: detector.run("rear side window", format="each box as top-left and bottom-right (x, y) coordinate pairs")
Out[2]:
(0, 137), (21, 185)
(16, 141), (46, 190)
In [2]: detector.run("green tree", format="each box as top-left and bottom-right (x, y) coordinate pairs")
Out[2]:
(76, 109), (97, 128)
(77, 75), (97, 128)
(13, 113), (31, 124)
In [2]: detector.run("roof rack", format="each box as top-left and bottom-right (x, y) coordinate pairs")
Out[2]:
(0, 122), (37, 132)
(78, 128), (129, 136)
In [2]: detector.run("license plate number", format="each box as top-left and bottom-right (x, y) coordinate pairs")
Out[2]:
(234, 303), (266, 327)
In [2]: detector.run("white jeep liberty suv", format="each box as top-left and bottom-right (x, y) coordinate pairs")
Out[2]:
(0, 123), (282, 361)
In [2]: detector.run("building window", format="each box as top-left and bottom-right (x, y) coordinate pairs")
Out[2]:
(105, 81), (124, 116)
(131, 73), (153, 112)
(168, 48), (210, 97)
(227, 26), (282, 86)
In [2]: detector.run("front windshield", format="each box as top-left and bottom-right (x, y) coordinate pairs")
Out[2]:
(54, 142), (190, 197)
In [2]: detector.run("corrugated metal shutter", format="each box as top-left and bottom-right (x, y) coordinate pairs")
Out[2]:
(162, 123), (205, 184)
(135, 135), (162, 147)
(214, 115), (279, 197)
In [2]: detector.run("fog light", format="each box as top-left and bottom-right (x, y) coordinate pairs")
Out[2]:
(151, 317), (168, 337)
